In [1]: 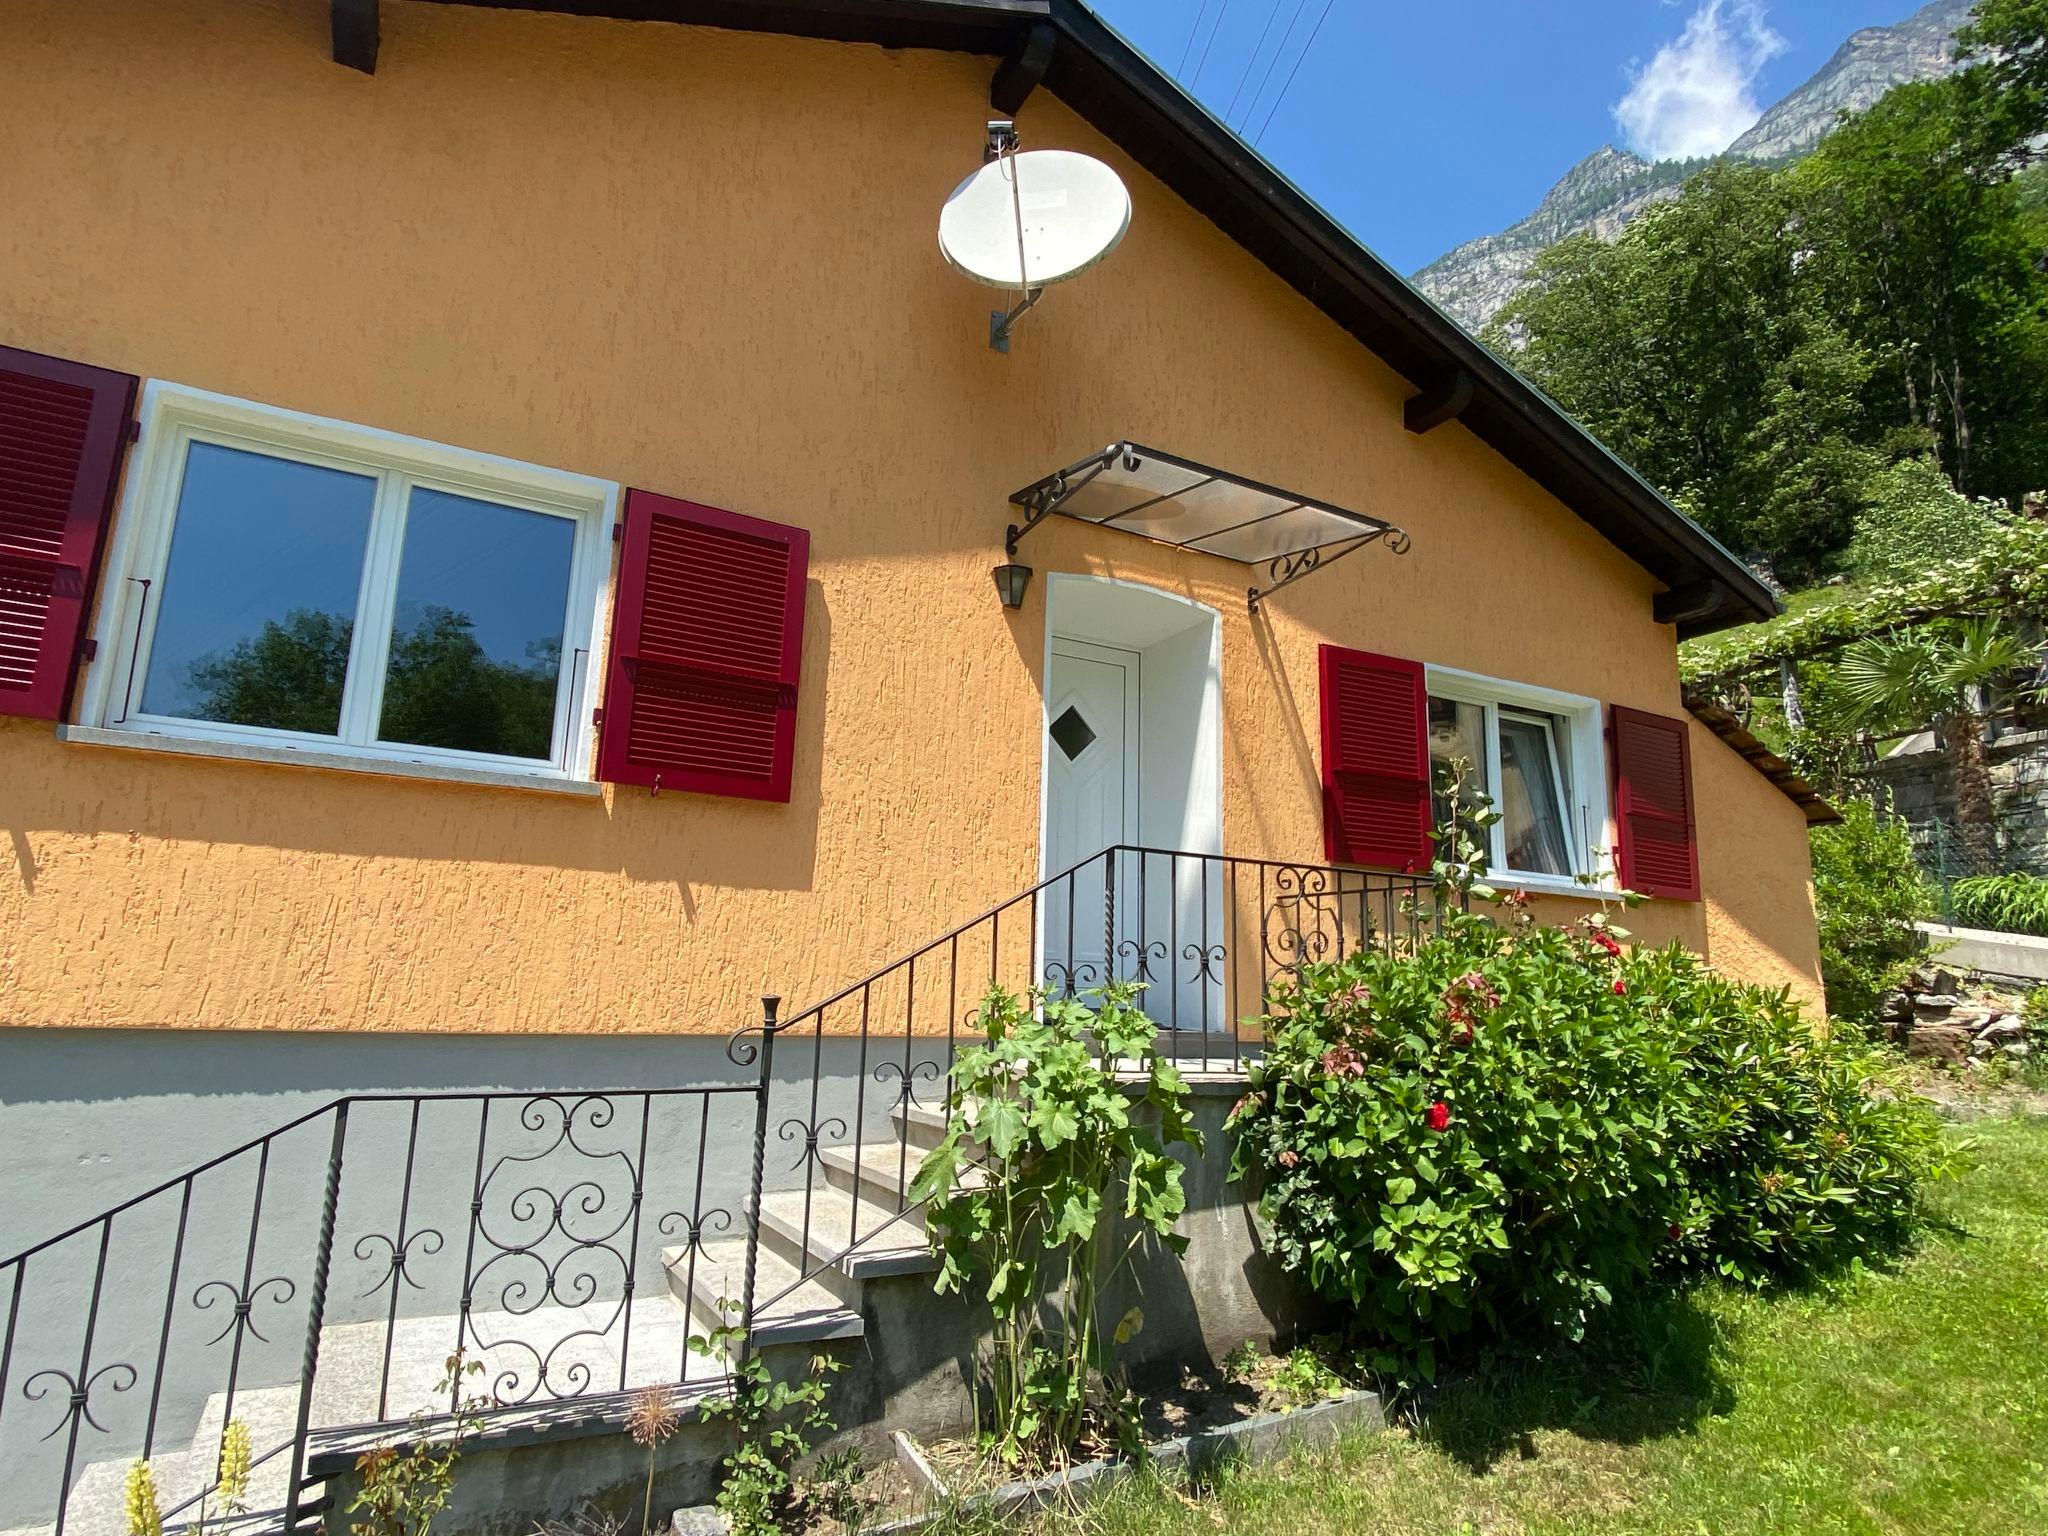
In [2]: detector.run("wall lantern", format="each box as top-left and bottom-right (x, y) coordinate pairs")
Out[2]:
(992, 561), (1033, 609)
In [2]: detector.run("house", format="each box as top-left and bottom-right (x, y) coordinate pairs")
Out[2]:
(0, 1), (1837, 1525)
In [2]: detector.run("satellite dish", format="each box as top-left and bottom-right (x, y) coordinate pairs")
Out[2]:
(939, 149), (1133, 290)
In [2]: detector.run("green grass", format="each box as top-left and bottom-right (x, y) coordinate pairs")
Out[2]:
(999, 1117), (2048, 1536)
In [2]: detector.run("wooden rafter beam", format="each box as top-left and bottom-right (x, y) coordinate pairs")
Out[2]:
(990, 21), (1055, 113)
(1403, 369), (1473, 434)
(333, 0), (380, 74)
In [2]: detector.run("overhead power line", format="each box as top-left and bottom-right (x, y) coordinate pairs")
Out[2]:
(1253, 0), (1336, 147)
(1235, 0), (1309, 134)
(1177, 0), (1214, 77)
(1224, 0), (1291, 129)
(1189, 0), (1234, 90)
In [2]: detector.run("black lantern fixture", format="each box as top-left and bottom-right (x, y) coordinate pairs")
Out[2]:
(992, 561), (1032, 609)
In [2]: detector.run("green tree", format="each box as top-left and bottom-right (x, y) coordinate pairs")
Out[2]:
(1809, 798), (1934, 1025)
(1956, 0), (2048, 173)
(1837, 618), (2029, 870)
(1492, 165), (1878, 576)
(185, 609), (353, 734)
(1796, 75), (2048, 500)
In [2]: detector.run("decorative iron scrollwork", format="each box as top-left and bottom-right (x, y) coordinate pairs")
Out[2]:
(460, 1094), (641, 1406)
(873, 1059), (941, 1111)
(354, 1228), (445, 1300)
(191, 1274), (297, 1346)
(777, 1116), (848, 1172)
(1116, 938), (1168, 985)
(23, 1363), (136, 1442)
(1182, 942), (1226, 985)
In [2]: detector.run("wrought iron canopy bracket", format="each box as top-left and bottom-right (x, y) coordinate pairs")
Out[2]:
(1247, 524), (1411, 614)
(1004, 444), (1122, 555)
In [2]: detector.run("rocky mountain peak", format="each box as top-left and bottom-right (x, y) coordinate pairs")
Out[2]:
(1413, 0), (1978, 333)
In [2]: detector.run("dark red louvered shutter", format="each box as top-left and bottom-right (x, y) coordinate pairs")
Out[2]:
(1609, 705), (1700, 900)
(596, 491), (809, 801)
(1318, 645), (1432, 871)
(1, 345), (137, 721)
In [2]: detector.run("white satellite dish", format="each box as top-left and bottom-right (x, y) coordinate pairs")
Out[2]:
(939, 135), (1132, 350)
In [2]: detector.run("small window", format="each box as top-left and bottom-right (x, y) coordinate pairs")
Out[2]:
(91, 385), (614, 780)
(1426, 670), (1610, 888)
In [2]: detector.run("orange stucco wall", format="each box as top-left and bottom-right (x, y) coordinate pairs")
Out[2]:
(0, 0), (1821, 1033)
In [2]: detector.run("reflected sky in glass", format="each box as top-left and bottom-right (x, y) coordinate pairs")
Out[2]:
(140, 442), (373, 732)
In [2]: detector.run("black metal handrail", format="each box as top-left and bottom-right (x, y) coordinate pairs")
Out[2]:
(740, 845), (1434, 1319)
(1, 845), (1433, 1535)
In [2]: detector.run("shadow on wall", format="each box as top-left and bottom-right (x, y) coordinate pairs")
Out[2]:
(1, 582), (833, 891)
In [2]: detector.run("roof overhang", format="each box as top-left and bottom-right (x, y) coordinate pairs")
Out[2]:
(412, 0), (1780, 639)
(1007, 442), (1409, 611)
(1684, 695), (1842, 826)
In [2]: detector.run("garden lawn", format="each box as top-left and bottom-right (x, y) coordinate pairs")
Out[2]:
(1021, 1116), (2048, 1536)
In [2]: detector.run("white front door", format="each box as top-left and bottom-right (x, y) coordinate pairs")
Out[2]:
(1041, 637), (1140, 995)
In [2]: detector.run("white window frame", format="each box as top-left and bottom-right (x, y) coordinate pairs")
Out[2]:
(1424, 665), (1615, 896)
(75, 382), (617, 787)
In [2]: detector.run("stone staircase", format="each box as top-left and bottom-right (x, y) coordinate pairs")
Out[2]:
(7, 1104), (966, 1536)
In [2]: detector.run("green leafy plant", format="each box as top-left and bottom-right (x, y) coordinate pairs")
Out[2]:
(910, 980), (1200, 1467)
(348, 1352), (488, 1536)
(690, 1303), (843, 1535)
(1952, 871), (2048, 936)
(804, 1448), (873, 1533)
(1810, 798), (1936, 1023)
(1269, 1347), (1348, 1408)
(1218, 1339), (1262, 1387)
(1228, 883), (1952, 1380)
(1837, 619), (2029, 871)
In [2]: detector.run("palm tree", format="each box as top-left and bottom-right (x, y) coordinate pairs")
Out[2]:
(1837, 618), (2027, 871)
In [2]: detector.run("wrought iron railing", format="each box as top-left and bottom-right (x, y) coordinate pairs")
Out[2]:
(0, 845), (1432, 1534)
(738, 846), (1434, 1318)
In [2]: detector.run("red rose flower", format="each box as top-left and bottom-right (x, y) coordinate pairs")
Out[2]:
(1426, 1101), (1450, 1132)
(1591, 929), (1622, 957)
(1612, 978), (1628, 996)
(1667, 1223), (1684, 1242)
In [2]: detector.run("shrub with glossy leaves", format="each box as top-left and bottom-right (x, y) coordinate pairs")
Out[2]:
(1228, 904), (1950, 1377)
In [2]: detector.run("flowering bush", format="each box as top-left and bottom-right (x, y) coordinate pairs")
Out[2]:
(1228, 902), (1951, 1378)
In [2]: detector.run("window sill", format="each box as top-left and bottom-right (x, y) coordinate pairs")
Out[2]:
(55, 725), (605, 799)
(1488, 871), (1627, 901)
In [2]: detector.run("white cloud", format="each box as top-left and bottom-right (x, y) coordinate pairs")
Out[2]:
(1613, 1), (1788, 161)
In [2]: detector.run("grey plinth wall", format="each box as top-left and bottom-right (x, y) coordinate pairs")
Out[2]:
(314, 1085), (1322, 1534)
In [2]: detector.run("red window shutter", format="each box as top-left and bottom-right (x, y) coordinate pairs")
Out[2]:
(0, 345), (137, 721)
(1318, 645), (1432, 871)
(596, 490), (809, 801)
(1609, 705), (1700, 900)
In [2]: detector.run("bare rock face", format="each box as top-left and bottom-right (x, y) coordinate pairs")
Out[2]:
(1411, 0), (1978, 333)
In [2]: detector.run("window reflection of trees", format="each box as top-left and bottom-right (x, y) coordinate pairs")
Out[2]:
(182, 605), (562, 761)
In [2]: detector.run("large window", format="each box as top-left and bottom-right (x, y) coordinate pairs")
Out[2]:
(88, 385), (613, 781)
(1425, 668), (1610, 889)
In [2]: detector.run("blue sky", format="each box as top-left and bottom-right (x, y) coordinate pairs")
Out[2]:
(1087, 1), (1930, 273)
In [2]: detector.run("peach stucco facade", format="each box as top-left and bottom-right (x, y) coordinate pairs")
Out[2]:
(0, 0), (1822, 1035)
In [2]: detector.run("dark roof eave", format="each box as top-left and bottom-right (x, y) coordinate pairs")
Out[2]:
(427, 0), (1780, 638)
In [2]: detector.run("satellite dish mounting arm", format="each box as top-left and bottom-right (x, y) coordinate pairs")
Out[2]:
(985, 119), (1042, 353)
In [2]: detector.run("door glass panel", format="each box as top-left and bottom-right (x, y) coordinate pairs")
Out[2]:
(140, 442), (374, 734)
(1500, 711), (1574, 876)
(1050, 704), (1097, 761)
(378, 488), (576, 761)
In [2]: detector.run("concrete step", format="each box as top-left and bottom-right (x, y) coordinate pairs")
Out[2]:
(889, 1099), (952, 1151)
(667, 1237), (863, 1349)
(756, 1187), (936, 1285)
(820, 1140), (987, 1211)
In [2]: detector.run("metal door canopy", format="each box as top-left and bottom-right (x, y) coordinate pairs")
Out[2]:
(1006, 441), (1410, 609)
